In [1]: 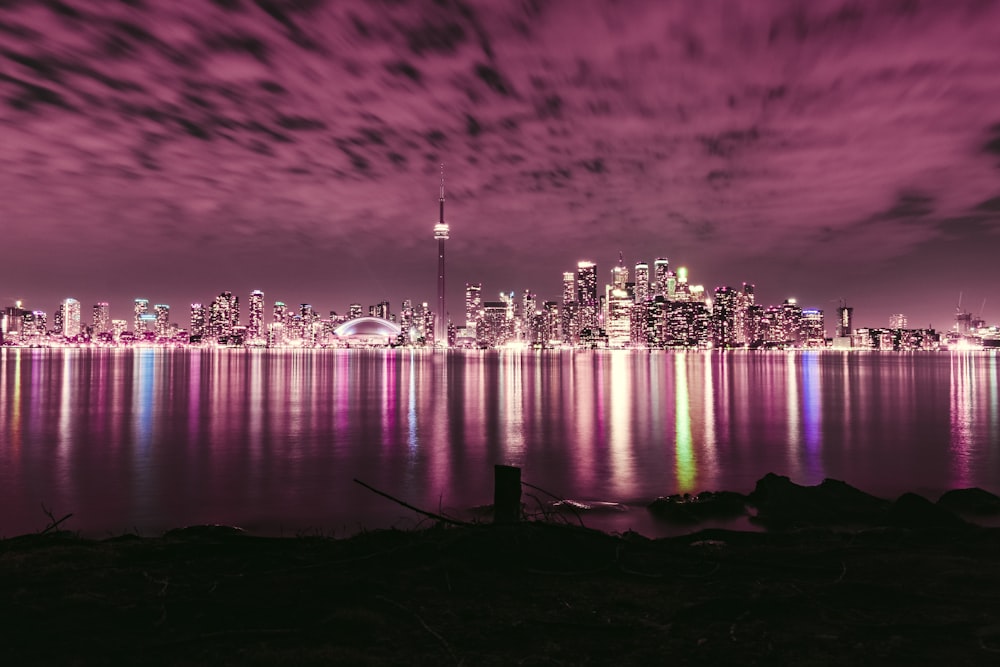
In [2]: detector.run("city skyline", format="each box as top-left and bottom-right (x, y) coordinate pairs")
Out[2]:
(3, 1), (1000, 329)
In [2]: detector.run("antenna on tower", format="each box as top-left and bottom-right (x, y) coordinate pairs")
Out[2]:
(439, 163), (445, 201)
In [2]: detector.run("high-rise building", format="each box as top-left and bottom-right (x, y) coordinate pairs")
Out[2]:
(93, 302), (110, 334)
(576, 261), (598, 334)
(634, 262), (649, 304)
(889, 313), (908, 329)
(464, 283), (482, 332)
(273, 301), (287, 324)
(711, 286), (738, 348)
(63, 298), (81, 338)
(653, 258), (669, 296)
(561, 272), (575, 305)
(433, 164), (450, 346)
(606, 288), (631, 348)
(612, 254), (628, 291)
(348, 303), (363, 320)
(209, 291), (238, 340)
(190, 303), (206, 339)
(154, 304), (170, 337)
(801, 309), (826, 347)
(111, 319), (127, 341)
(248, 290), (264, 340)
(133, 298), (149, 334)
(836, 301), (854, 338)
(520, 289), (536, 337)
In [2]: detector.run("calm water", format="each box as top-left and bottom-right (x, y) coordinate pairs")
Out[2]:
(1, 348), (998, 537)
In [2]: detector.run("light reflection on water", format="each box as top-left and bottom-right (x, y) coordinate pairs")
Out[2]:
(0, 348), (998, 538)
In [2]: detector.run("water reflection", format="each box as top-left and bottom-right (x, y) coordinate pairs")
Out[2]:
(1, 348), (998, 537)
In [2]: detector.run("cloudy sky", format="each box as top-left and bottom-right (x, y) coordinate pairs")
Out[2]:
(2, 0), (1000, 329)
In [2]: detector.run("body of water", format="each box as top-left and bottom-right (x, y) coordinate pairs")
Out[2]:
(1, 348), (997, 537)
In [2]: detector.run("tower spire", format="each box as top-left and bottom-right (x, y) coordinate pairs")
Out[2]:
(439, 163), (445, 223)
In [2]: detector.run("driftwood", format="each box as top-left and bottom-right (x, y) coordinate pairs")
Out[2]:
(353, 478), (472, 527)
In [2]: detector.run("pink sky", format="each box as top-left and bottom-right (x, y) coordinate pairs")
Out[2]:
(2, 0), (1000, 329)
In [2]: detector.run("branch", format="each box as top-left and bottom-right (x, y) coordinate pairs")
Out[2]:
(353, 479), (472, 527)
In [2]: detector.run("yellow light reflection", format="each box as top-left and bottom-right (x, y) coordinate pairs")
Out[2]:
(674, 353), (695, 492)
(607, 351), (633, 495)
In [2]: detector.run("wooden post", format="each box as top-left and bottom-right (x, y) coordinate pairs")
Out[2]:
(494, 465), (521, 524)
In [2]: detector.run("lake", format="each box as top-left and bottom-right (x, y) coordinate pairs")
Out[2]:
(1, 348), (997, 537)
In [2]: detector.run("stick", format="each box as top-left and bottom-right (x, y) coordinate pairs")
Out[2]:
(521, 481), (586, 527)
(353, 479), (472, 527)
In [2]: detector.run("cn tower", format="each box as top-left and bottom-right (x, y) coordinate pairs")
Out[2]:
(433, 164), (450, 345)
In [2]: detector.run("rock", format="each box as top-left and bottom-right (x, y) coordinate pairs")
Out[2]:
(887, 493), (967, 529)
(648, 491), (747, 523)
(747, 474), (889, 528)
(937, 488), (1000, 516)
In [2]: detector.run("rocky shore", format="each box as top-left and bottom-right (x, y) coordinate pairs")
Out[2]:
(3, 476), (1000, 666)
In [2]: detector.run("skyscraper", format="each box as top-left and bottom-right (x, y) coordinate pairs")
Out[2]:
(465, 282), (482, 332)
(248, 290), (264, 340)
(433, 164), (450, 346)
(634, 262), (649, 304)
(190, 303), (206, 339)
(134, 298), (149, 334)
(576, 261), (597, 333)
(653, 258), (669, 296)
(63, 298), (81, 338)
(93, 302), (110, 334)
(154, 304), (170, 337)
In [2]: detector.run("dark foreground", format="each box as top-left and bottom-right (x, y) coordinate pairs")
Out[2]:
(3, 520), (1000, 666)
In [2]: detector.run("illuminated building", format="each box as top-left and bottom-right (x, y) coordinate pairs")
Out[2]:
(561, 272), (575, 305)
(801, 309), (826, 347)
(711, 286), (738, 348)
(478, 301), (510, 348)
(93, 302), (109, 334)
(781, 299), (803, 345)
(520, 289), (536, 338)
(634, 262), (649, 304)
(576, 261), (598, 335)
(154, 304), (170, 337)
(433, 164), (450, 346)
(606, 288), (632, 348)
(348, 303), (363, 320)
(889, 313), (908, 329)
(612, 254), (628, 291)
(248, 290), (264, 340)
(666, 300), (709, 348)
(543, 301), (560, 344)
(465, 283), (482, 334)
(273, 301), (287, 324)
(371, 301), (390, 320)
(561, 303), (579, 345)
(835, 301), (853, 338)
(653, 258), (669, 297)
(209, 291), (239, 341)
(133, 298), (149, 334)
(63, 298), (81, 338)
(673, 267), (689, 301)
(111, 320), (126, 341)
(190, 303), (206, 339)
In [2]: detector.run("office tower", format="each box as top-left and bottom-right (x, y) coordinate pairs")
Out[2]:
(711, 286), (738, 348)
(520, 289), (536, 336)
(372, 300), (390, 320)
(154, 304), (170, 337)
(611, 253), (629, 291)
(561, 272), (575, 305)
(781, 299), (803, 345)
(634, 262), (649, 304)
(133, 298), (149, 334)
(92, 302), (110, 334)
(653, 258), (669, 296)
(576, 261), (598, 333)
(606, 288), (631, 348)
(111, 319), (127, 341)
(836, 301), (853, 338)
(666, 300), (710, 348)
(889, 313), (907, 329)
(801, 309), (825, 347)
(209, 291), (238, 340)
(273, 301), (287, 324)
(465, 282), (482, 332)
(433, 164), (450, 346)
(543, 301), (559, 344)
(62, 298), (81, 338)
(190, 303), (206, 338)
(248, 290), (264, 340)
(478, 301), (509, 348)
(348, 303), (363, 320)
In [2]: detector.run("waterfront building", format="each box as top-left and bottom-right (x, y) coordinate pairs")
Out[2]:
(889, 313), (908, 329)
(273, 301), (287, 324)
(606, 288), (632, 348)
(154, 304), (170, 337)
(348, 303), (363, 320)
(190, 303), (206, 340)
(666, 300), (710, 348)
(63, 298), (81, 338)
(465, 283), (482, 334)
(478, 301), (510, 348)
(208, 291), (239, 341)
(248, 290), (264, 340)
(653, 258), (669, 297)
(801, 309), (826, 347)
(561, 272), (575, 305)
(836, 301), (854, 338)
(133, 298), (149, 334)
(93, 302), (110, 334)
(634, 262), (649, 304)
(576, 261), (598, 335)
(711, 286), (739, 348)
(433, 165), (450, 346)
(111, 319), (126, 341)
